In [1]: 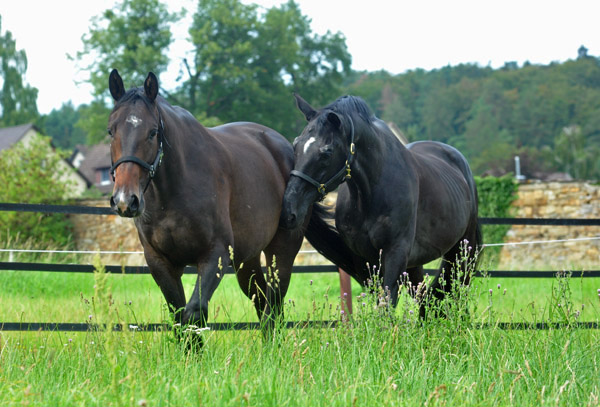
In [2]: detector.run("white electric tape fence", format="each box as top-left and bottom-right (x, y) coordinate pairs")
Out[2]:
(1, 235), (600, 257)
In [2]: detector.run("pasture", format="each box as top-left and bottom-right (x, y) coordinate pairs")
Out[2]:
(1, 260), (599, 406)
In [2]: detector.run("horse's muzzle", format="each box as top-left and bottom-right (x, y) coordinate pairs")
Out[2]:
(279, 211), (298, 229)
(110, 192), (142, 218)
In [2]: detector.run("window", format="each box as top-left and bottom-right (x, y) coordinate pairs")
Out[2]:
(98, 167), (112, 186)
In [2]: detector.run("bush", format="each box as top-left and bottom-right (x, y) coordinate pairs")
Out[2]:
(0, 135), (75, 250)
(475, 175), (518, 266)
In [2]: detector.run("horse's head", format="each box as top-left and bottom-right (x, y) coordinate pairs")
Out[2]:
(280, 93), (356, 229)
(107, 69), (164, 218)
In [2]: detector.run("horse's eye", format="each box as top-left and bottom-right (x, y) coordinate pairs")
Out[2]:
(107, 129), (114, 138)
(319, 145), (333, 161)
(148, 129), (158, 140)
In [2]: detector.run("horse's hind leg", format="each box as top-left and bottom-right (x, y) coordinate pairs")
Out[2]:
(405, 265), (426, 318)
(234, 255), (269, 321)
(429, 235), (477, 310)
(262, 228), (304, 332)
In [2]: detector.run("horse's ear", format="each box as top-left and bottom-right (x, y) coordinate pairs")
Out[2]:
(109, 69), (125, 101)
(144, 72), (159, 102)
(294, 93), (317, 121)
(326, 112), (342, 129)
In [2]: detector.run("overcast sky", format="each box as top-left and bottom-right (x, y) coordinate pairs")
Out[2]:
(2, 0), (599, 114)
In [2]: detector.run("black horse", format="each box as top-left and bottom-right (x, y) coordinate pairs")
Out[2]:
(281, 94), (482, 311)
(107, 70), (331, 339)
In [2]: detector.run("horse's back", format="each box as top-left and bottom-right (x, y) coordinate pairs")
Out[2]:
(406, 140), (476, 200)
(210, 122), (294, 176)
(407, 141), (471, 175)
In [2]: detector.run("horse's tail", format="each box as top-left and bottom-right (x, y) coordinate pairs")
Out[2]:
(304, 203), (360, 280)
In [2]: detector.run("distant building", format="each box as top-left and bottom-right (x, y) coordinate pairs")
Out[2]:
(0, 123), (89, 197)
(70, 143), (114, 195)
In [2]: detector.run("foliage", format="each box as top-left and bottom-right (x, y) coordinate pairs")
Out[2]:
(73, 0), (180, 143)
(41, 102), (87, 149)
(177, 0), (351, 139)
(344, 55), (600, 179)
(0, 16), (39, 127)
(74, 100), (112, 145)
(0, 135), (74, 249)
(545, 124), (600, 180)
(475, 175), (519, 265)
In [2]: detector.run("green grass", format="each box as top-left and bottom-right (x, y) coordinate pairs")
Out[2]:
(1, 263), (599, 406)
(1, 269), (598, 324)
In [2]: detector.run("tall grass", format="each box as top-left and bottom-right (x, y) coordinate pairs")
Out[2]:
(1, 253), (599, 406)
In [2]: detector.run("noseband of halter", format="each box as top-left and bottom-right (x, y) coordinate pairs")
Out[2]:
(110, 106), (165, 193)
(290, 116), (356, 201)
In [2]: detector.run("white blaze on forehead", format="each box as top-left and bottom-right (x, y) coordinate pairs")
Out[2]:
(126, 115), (143, 127)
(303, 137), (316, 154)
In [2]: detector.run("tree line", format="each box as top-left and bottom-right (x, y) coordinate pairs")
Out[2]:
(1, 0), (599, 179)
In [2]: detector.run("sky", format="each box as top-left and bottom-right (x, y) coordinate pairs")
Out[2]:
(2, 0), (600, 114)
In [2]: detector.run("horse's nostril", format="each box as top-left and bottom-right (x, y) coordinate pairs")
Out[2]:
(288, 213), (296, 226)
(110, 196), (117, 211)
(130, 195), (140, 212)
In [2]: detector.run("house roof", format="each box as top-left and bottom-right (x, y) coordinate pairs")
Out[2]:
(0, 123), (37, 151)
(76, 143), (113, 194)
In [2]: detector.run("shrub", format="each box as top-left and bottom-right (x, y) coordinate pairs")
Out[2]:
(0, 135), (75, 250)
(475, 175), (518, 266)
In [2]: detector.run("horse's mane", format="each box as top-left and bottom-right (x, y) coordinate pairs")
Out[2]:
(322, 95), (374, 125)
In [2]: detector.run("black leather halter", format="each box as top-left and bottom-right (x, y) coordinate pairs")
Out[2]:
(290, 116), (356, 201)
(110, 107), (165, 193)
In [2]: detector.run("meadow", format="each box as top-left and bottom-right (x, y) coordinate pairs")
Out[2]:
(1, 256), (599, 406)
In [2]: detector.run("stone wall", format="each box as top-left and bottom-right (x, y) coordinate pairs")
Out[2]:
(69, 199), (333, 267)
(69, 200), (144, 266)
(72, 183), (599, 270)
(498, 181), (600, 270)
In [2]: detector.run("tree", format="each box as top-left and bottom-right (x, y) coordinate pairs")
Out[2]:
(0, 16), (39, 127)
(549, 125), (599, 180)
(73, 0), (180, 143)
(42, 102), (87, 149)
(179, 0), (351, 138)
(459, 79), (515, 173)
(0, 136), (74, 250)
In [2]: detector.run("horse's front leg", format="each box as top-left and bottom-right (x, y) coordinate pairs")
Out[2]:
(381, 246), (409, 308)
(184, 245), (230, 328)
(144, 250), (186, 319)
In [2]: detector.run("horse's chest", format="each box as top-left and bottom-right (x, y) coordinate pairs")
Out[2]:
(336, 211), (377, 259)
(136, 217), (212, 264)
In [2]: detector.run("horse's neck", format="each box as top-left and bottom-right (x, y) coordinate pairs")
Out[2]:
(346, 123), (383, 201)
(347, 122), (407, 202)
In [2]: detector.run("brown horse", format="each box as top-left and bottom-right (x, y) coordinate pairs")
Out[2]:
(108, 69), (326, 340)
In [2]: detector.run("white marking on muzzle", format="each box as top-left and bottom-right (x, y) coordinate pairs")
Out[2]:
(126, 115), (143, 127)
(303, 137), (316, 154)
(114, 191), (128, 212)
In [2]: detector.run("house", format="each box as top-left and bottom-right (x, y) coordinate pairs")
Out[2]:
(70, 143), (113, 195)
(0, 123), (89, 197)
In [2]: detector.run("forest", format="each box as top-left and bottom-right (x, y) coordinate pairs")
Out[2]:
(1, 0), (599, 180)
